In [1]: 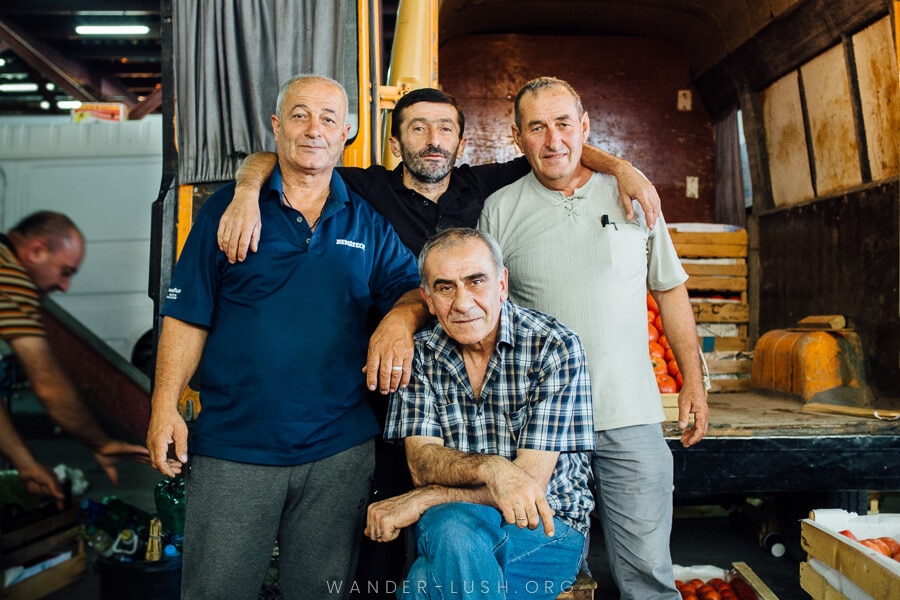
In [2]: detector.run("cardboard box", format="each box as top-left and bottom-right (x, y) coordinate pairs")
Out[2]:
(800, 509), (900, 600)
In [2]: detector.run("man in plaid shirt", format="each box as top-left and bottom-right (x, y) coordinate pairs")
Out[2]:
(365, 228), (594, 600)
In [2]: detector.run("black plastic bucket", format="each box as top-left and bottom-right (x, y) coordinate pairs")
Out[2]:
(95, 555), (182, 600)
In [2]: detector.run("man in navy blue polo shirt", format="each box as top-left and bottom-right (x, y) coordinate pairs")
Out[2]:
(146, 74), (427, 600)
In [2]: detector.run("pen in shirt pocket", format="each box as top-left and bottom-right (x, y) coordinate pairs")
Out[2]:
(600, 214), (639, 230)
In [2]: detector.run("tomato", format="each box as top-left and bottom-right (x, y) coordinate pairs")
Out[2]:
(648, 309), (657, 323)
(659, 334), (669, 348)
(656, 373), (678, 393)
(838, 529), (858, 542)
(877, 536), (900, 557)
(859, 538), (892, 556)
(665, 347), (676, 362)
(649, 323), (660, 343)
(701, 591), (721, 600)
(696, 585), (715, 596)
(668, 358), (681, 378)
(649, 341), (666, 357)
(707, 578), (725, 590)
(647, 292), (659, 313)
(654, 313), (665, 335)
(651, 356), (668, 375)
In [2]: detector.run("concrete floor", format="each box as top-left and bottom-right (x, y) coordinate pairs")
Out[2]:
(12, 421), (893, 599)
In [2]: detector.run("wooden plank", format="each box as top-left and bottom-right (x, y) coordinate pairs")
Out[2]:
(685, 276), (747, 292)
(796, 315), (846, 330)
(682, 262), (748, 277)
(698, 337), (749, 352)
(801, 403), (900, 420)
(800, 560), (847, 600)
(709, 378), (752, 393)
(0, 550), (85, 600)
(0, 526), (81, 569)
(731, 562), (779, 600)
(1, 509), (76, 552)
(706, 359), (753, 375)
(669, 230), (748, 246)
(673, 243), (748, 258)
(692, 302), (749, 323)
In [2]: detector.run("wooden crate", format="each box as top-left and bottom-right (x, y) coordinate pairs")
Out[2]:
(670, 227), (750, 355)
(1, 508), (86, 599)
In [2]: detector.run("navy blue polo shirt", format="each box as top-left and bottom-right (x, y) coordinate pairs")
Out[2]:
(161, 166), (420, 466)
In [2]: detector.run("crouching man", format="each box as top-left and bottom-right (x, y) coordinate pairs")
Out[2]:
(365, 228), (594, 599)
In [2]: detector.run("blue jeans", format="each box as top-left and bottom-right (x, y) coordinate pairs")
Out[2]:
(592, 424), (679, 600)
(402, 502), (585, 599)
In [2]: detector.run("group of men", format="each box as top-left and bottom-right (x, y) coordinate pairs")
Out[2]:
(142, 73), (708, 600)
(0, 71), (709, 600)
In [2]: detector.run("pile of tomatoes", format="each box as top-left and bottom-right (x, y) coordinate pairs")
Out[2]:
(648, 293), (682, 393)
(676, 577), (758, 600)
(839, 530), (900, 561)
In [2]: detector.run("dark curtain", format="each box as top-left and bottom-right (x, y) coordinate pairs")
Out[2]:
(714, 110), (747, 227)
(174, 0), (348, 184)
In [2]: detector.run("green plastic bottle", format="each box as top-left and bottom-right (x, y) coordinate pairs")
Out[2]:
(154, 477), (185, 548)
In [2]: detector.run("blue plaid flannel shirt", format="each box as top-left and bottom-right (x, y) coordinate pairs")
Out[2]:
(385, 301), (595, 533)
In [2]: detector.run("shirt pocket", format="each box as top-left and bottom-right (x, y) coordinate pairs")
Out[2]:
(434, 400), (467, 450)
(504, 405), (530, 446)
(604, 220), (648, 276)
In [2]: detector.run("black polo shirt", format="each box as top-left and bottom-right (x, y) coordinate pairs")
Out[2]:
(336, 157), (531, 255)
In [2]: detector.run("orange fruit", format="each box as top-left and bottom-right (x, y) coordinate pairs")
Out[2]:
(860, 538), (892, 556)
(877, 536), (900, 557)
(656, 373), (678, 393)
(654, 313), (665, 335)
(668, 358), (681, 377)
(651, 356), (668, 375)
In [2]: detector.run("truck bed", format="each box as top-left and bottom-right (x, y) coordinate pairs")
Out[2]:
(665, 392), (900, 494)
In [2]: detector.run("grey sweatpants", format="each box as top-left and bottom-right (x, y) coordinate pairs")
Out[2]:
(180, 439), (374, 600)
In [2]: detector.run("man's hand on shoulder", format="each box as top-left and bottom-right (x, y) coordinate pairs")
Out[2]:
(217, 184), (262, 263)
(614, 161), (661, 229)
(217, 151), (278, 263)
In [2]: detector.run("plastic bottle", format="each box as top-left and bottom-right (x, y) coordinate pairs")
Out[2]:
(764, 532), (786, 558)
(163, 544), (180, 559)
(154, 477), (186, 547)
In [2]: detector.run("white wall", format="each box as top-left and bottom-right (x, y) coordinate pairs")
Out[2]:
(0, 115), (162, 361)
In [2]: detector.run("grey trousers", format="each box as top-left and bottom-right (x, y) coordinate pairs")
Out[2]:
(180, 439), (375, 600)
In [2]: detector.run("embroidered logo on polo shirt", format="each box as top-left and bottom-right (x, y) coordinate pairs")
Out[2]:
(336, 239), (366, 251)
(166, 287), (181, 300)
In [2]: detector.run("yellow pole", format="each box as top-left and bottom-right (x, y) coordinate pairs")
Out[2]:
(381, 0), (439, 168)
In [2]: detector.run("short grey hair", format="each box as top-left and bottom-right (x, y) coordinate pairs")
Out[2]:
(514, 76), (584, 129)
(418, 228), (505, 293)
(275, 74), (349, 119)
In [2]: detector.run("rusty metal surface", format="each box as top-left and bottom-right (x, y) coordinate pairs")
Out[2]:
(440, 33), (716, 224)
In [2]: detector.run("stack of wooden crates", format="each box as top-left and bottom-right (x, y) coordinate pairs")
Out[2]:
(1, 477), (85, 599)
(668, 224), (751, 393)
